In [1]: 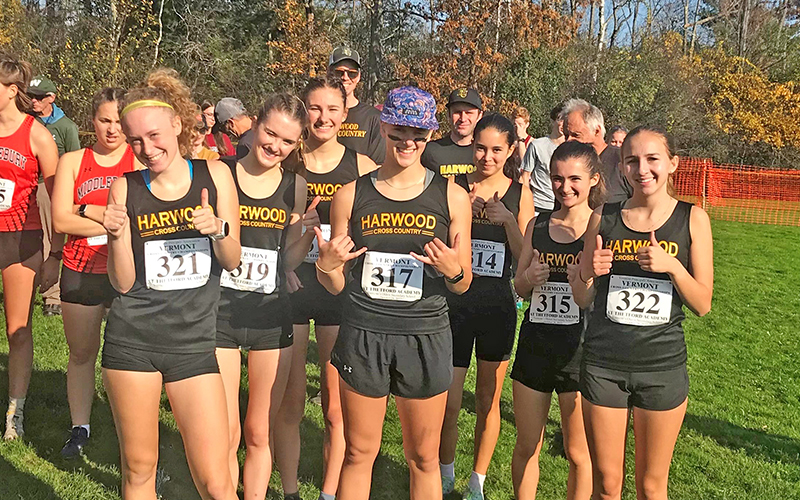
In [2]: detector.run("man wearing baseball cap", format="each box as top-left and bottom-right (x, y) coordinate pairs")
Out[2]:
(328, 46), (385, 164)
(29, 75), (80, 317)
(421, 87), (483, 178)
(214, 97), (254, 160)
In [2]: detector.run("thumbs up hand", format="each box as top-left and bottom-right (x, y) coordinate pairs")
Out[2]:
(302, 195), (321, 230)
(592, 234), (614, 278)
(193, 187), (221, 236)
(103, 189), (128, 240)
(566, 250), (582, 285)
(524, 248), (551, 286)
(484, 190), (514, 225)
(637, 231), (675, 274)
(469, 184), (486, 217)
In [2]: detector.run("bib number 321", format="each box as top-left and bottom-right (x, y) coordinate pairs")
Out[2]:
(144, 238), (212, 291)
(606, 274), (673, 326)
(361, 251), (423, 302)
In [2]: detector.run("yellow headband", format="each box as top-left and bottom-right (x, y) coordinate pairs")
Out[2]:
(120, 99), (174, 117)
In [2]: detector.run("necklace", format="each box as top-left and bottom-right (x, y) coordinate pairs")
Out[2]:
(382, 172), (425, 190)
(623, 200), (675, 233)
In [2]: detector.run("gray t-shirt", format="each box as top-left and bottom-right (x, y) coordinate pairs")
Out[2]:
(522, 136), (558, 211)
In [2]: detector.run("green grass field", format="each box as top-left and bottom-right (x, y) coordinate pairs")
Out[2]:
(1, 220), (799, 499)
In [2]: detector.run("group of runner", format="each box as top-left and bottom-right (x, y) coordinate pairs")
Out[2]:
(0, 47), (714, 500)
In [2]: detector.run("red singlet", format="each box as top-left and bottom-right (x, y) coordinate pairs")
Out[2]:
(63, 146), (135, 273)
(0, 115), (41, 232)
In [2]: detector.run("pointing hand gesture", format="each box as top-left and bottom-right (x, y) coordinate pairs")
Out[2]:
(315, 226), (367, 273)
(410, 234), (462, 279)
(193, 188), (221, 236)
(103, 190), (128, 240)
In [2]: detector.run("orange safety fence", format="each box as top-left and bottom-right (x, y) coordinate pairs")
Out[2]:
(674, 158), (800, 227)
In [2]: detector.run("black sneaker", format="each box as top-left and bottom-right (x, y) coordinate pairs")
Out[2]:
(43, 304), (62, 317)
(61, 427), (89, 459)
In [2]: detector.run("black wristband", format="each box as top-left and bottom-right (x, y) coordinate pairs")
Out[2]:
(445, 267), (464, 284)
(79, 204), (88, 218)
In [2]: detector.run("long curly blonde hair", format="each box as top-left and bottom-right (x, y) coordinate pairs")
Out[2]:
(120, 68), (199, 158)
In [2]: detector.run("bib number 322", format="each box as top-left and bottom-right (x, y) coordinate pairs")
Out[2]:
(362, 251), (423, 302)
(606, 274), (673, 326)
(144, 238), (212, 291)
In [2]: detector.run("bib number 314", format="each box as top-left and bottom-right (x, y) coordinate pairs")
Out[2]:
(144, 238), (212, 291)
(362, 251), (423, 302)
(0, 178), (15, 212)
(471, 239), (505, 277)
(606, 274), (673, 326)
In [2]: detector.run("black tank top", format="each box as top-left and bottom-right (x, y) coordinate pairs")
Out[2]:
(448, 174), (521, 310)
(344, 171), (451, 335)
(584, 201), (693, 371)
(104, 160), (222, 353)
(296, 147), (360, 286)
(217, 165), (295, 330)
(519, 212), (585, 371)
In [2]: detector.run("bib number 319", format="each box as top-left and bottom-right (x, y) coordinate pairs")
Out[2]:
(220, 246), (278, 294)
(362, 251), (423, 302)
(144, 238), (212, 291)
(0, 178), (15, 212)
(606, 274), (673, 326)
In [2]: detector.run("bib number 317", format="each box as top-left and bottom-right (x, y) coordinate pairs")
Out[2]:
(362, 251), (423, 302)
(606, 274), (673, 326)
(144, 238), (212, 291)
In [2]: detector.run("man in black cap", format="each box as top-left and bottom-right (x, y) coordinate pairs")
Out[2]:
(328, 47), (385, 164)
(421, 88), (483, 178)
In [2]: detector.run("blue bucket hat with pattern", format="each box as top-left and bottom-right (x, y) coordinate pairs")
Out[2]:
(380, 86), (439, 130)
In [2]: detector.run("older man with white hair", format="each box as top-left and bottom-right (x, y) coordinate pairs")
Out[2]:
(561, 98), (632, 204)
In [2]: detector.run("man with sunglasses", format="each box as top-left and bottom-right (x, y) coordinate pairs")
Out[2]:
(28, 76), (80, 317)
(213, 97), (254, 160)
(421, 88), (483, 178)
(328, 47), (385, 165)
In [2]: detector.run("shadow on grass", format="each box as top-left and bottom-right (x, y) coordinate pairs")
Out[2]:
(683, 413), (800, 466)
(460, 388), (517, 425)
(0, 453), (60, 500)
(0, 353), (209, 500)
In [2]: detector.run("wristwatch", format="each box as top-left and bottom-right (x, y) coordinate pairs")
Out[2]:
(445, 267), (465, 284)
(210, 219), (229, 241)
(79, 204), (88, 218)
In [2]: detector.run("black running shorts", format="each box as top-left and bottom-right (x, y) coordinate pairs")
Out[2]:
(579, 363), (689, 411)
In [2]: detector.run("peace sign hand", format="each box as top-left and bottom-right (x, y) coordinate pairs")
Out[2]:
(315, 227), (367, 272)
(410, 234), (462, 279)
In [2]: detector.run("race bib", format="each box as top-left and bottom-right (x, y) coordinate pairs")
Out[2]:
(529, 282), (580, 325)
(361, 251), (423, 302)
(606, 274), (673, 326)
(220, 246), (278, 294)
(86, 234), (108, 246)
(144, 237), (212, 291)
(304, 224), (331, 264)
(471, 239), (505, 277)
(0, 178), (15, 211)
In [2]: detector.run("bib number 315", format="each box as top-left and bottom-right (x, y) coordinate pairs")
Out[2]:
(362, 251), (423, 302)
(530, 282), (580, 325)
(0, 178), (15, 212)
(606, 274), (673, 326)
(144, 238), (212, 291)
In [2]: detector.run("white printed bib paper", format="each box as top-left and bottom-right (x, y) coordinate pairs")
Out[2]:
(0, 178), (15, 211)
(471, 239), (505, 277)
(606, 274), (673, 326)
(361, 251), (423, 302)
(304, 224), (331, 264)
(86, 234), (108, 246)
(220, 246), (278, 294)
(144, 237), (212, 291)
(529, 282), (580, 325)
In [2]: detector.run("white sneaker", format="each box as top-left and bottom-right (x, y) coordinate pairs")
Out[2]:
(4, 412), (24, 440)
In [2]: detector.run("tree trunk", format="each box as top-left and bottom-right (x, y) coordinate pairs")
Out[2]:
(306, 0), (315, 76)
(588, 1), (595, 44)
(598, 0), (607, 51)
(631, 0), (638, 49)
